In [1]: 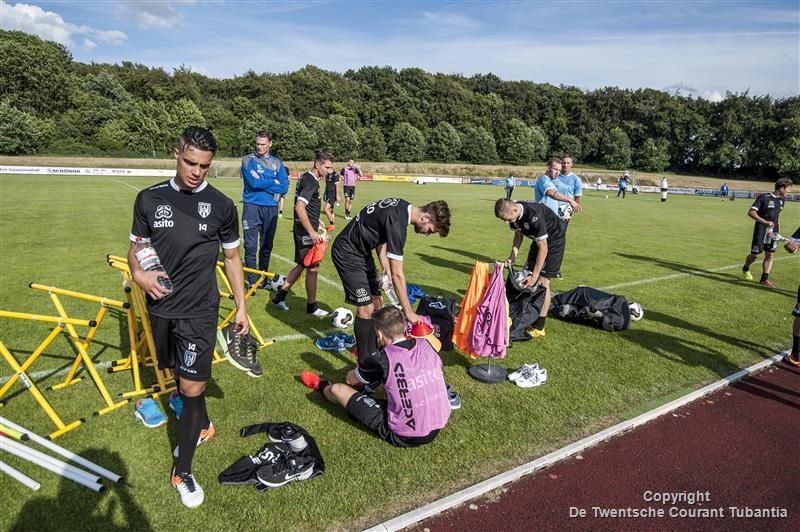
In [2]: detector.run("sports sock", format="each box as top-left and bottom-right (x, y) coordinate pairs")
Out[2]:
(307, 302), (318, 314)
(176, 391), (206, 475)
(354, 316), (375, 365)
(533, 316), (546, 330)
(792, 335), (799, 359)
(742, 265), (749, 272)
(760, 272), (769, 282)
(273, 288), (288, 304)
(345, 210), (350, 217)
(318, 379), (331, 394)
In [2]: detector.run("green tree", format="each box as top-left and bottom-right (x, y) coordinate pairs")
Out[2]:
(273, 119), (317, 161)
(529, 125), (549, 161)
(317, 115), (359, 160)
(0, 30), (74, 115)
(236, 113), (276, 155)
(498, 118), (535, 165)
(554, 134), (582, 160)
(426, 122), (461, 162)
(167, 98), (206, 144)
(357, 127), (387, 161)
(635, 138), (671, 171)
(127, 99), (170, 154)
(602, 127), (632, 169)
(388, 122), (426, 162)
(0, 101), (41, 154)
(95, 119), (132, 151)
(459, 125), (499, 164)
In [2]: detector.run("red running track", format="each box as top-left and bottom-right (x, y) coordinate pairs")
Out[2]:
(413, 360), (800, 531)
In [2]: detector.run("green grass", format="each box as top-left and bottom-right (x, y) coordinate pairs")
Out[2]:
(0, 174), (797, 531)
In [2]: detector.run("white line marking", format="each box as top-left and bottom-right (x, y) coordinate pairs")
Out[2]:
(368, 351), (790, 532)
(0, 331), (327, 385)
(110, 179), (142, 192)
(599, 255), (798, 291)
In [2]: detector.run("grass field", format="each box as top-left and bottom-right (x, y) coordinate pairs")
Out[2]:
(0, 173), (798, 531)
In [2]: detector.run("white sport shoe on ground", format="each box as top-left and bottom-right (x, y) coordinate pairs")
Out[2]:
(516, 367), (548, 389)
(171, 468), (204, 508)
(310, 308), (330, 318)
(508, 363), (539, 382)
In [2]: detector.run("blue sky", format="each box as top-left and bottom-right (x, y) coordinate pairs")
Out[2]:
(2, 0), (798, 100)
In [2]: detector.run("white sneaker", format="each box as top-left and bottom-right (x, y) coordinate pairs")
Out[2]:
(508, 363), (539, 382)
(310, 308), (330, 318)
(275, 301), (290, 311)
(171, 468), (204, 508)
(516, 367), (548, 389)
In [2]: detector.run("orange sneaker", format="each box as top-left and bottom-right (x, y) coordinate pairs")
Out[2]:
(759, 279), (776, 289)
(301, 371), (321, 390)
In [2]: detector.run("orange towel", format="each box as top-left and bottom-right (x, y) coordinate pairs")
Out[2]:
(452, 261), (489, 358)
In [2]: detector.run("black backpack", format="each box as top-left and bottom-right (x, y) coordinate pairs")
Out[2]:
(550, 286), (631, 332)
(416, 296), (457, 351)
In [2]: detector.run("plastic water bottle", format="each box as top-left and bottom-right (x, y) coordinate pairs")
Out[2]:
(380, 273), (400, 306)
(133, 238), (173, 294)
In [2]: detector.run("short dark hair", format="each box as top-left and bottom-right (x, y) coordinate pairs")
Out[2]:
(494, 197), (514, 217)
(373, 305), (406, 340)
(775, 177), (793, 190)
(315, 150), (334, 164)
(548, 157), (562, 168)
(256, 130), (273, 141)
(419, 200), (451, 237)
(177, 126), (217, 154)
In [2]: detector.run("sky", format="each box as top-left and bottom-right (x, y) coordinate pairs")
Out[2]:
(2, 0), (799, 100)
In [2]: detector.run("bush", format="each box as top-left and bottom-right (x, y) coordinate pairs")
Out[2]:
(426, 121), (461, 162)
(635, 138), (671, 171)
(602, 127), (632, 169)
(459, 125), (498, 164)
(357, 127), (387, 161)
(388, 122), (426, 162)
(0, 101), (41, 154)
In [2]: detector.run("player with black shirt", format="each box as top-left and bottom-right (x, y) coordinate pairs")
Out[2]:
(323, 170), (340, 227)
(332, 197), (451, 363)
(129, 127), (248, 509)
(495, 197), (565, 337)
(300, 305), (450, 447)
(741, 178), (793, 288)
(271, 151), (333, 317)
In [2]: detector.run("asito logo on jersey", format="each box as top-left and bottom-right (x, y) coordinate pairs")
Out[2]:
(198, 202), (211, 218)
(153, 204), (174, 228)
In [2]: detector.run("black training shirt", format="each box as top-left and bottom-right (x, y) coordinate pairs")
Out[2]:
(750, 193), (785, 226)
(324, 172), (339, 200)
(294, 171), (321, 233)
(354, 339), (416, 386)
(130, 178), (240, 318)
(335, 198), (411, 260)
(509, 201), (562, 241)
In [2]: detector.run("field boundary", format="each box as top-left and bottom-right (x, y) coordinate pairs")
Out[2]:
(367, 351), (788, 532)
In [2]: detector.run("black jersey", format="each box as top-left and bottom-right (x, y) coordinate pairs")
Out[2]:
(354, 339), (415, 386)
(335, 198), (411, 260)
(792, 226), (800, 239)
(324, 172), (339, 201)
(750, 193), (785, 227)
(509, 201), (562, 241)
(294, 171), (321, 233)
(130, 178), (239, 318)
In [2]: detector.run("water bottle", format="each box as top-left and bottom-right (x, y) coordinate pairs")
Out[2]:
(380, 272), (400, 306)
(133, 238), (173, 294)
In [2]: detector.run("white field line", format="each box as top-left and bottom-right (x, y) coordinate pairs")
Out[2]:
(0, 331), (324, 385)
(599, 255), (798, 292)
(368, 351), (789, 532)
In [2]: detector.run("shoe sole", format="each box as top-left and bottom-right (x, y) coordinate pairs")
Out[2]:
(256, 466), (314, 487)
(225, 352), (255, 373)
(315, 341), (346, 352)
(134, 410), (166, 428)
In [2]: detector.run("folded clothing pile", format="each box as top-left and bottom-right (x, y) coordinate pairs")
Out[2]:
(218, 422), (325, 491)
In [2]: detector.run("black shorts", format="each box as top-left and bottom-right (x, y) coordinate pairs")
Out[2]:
(524, 233), (566, 278)
(750, 224), (779, 254)
(293, 224), (317, 267)
(331, 241), (380, 306)
(793, 285), (800, 317)
(150, 313), (216, 382)
(324, 194), (336, 208)
(346, 392), (437, 447)
(343, 186), (356, 199)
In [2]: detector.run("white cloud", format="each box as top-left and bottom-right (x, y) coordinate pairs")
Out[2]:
(664, 83), (725, 102)
(116, 0), (194, 30)
(422, 11), (479, 29)
(0, 1), (127, 48)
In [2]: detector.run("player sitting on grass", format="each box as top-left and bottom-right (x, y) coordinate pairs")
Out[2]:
(300, 305), (451, 447)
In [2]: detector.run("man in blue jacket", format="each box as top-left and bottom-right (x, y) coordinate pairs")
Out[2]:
(241, 131), (289, 286)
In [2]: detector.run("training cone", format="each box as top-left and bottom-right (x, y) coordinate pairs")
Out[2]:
(409, 322), (442, 352)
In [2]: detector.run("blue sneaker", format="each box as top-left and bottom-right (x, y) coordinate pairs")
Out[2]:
(169, 391), (183, 419)
(134, 398), (167, 428)
(334, 332), (356, 349)
(315, 334), (346, 352)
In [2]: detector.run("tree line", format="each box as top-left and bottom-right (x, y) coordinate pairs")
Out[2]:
(1, 30), (797, 181)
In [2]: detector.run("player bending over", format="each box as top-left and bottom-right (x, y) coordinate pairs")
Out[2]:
(301, 305), (451, 447)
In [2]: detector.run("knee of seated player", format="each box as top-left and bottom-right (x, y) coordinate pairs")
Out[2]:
(326, 383), (358, 406)
(179, 379), (206, 397)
